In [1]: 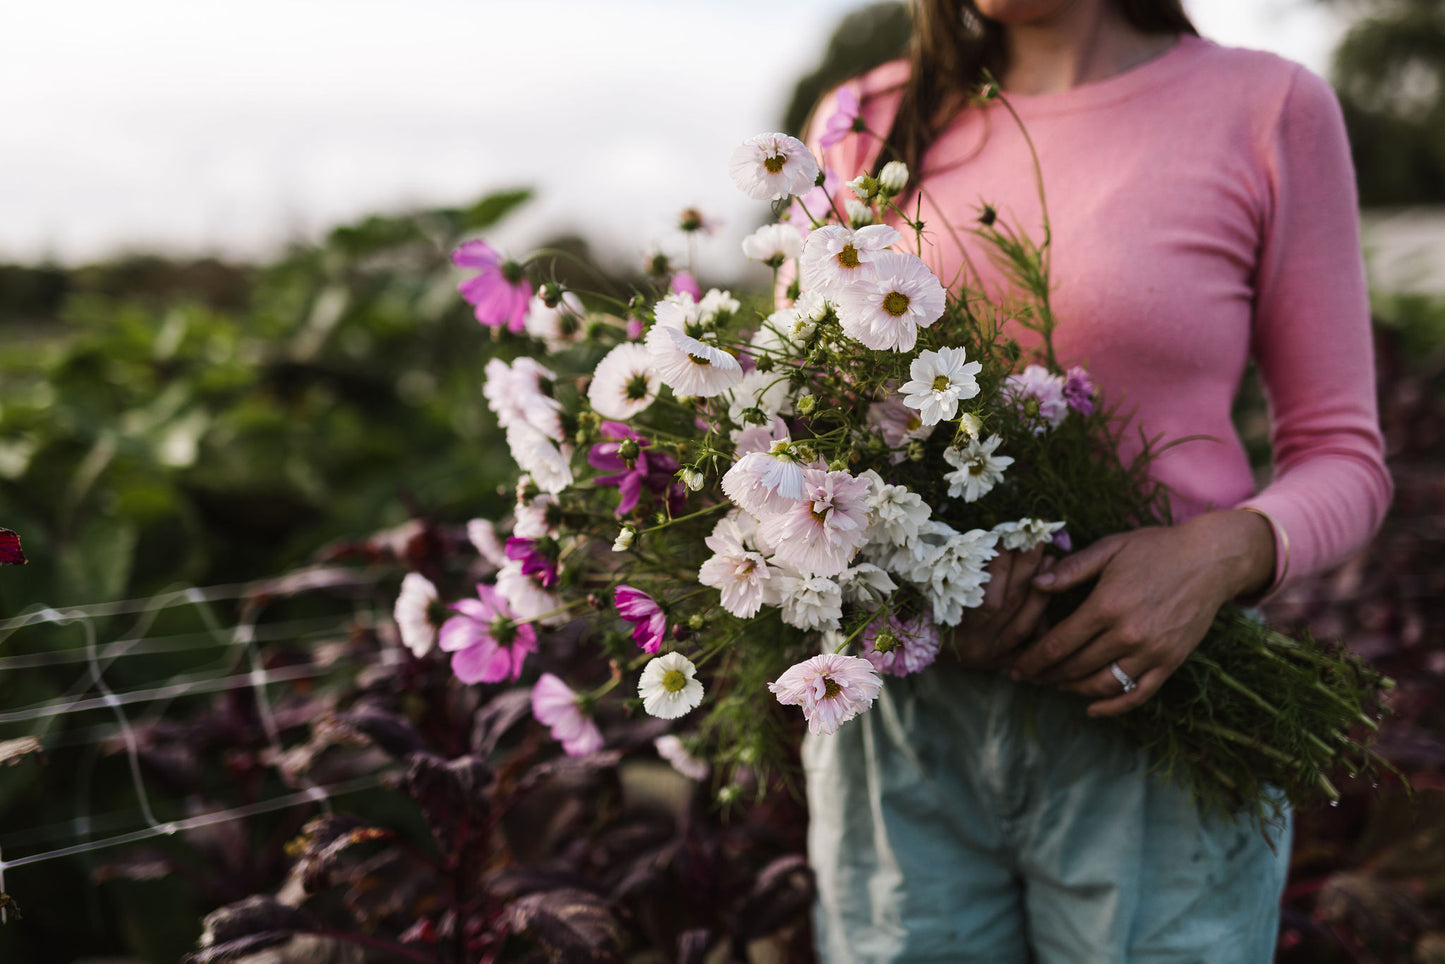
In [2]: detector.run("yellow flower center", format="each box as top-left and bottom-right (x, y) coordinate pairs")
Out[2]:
(836, 244), (860, 269)
(821, 676), (843, 698)
(662, 669), (688, 692)
(905, 415), (922, 432)
(882, 291), (911, 317)
(764, 154), (787, 174)
(687, 353), (712, 366)
(810, 500), (833, 524)
(931, 375), (950, 392)
(970, 460), (987, 476)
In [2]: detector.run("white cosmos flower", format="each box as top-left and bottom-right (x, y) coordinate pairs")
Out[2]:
(654, 292), (703, 332)
(837, 563), (897, 606)
(513, 492), (557, 539)
(917, 528), (999, 625)
(741, 224), (804, 266)
(774, 570), (844, 632)
(726, 369), (793, 425)
(393, 572), (440, 657)
(900, 346), (983, 425)
(588, 342), (660, 420)
(698, 288), (741, 325)
(835, 250), (946, 352)
(721, 442), (807, 515)
(483, 357), (564, 440)
(654, 735), (709, 781)
(794, 288), (829, 321)
(638, 652), (705, 719)
(645, 323), (743, 397)
(858, 469), (931, 547)
(698, 524), (777, 618)
(993, 518), (1067, 552)
(505, 422), (573, 494)
(942, 434), (1014, 502)
(524, 290), (585, 350)
(496, 560), (565, 626)
(729, 132), (821, 200)
(800, 224), (901, 296)
(466, 518), (510, 567)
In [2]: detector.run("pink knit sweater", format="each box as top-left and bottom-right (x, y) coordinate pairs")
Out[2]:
(811, 34), (1392, 594)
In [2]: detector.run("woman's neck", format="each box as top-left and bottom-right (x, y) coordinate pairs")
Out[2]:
(1000, 3), (1179, 95)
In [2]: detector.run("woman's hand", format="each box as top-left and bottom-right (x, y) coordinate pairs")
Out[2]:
(947, 544), (1054, 667)
(1006, 510), (1276, 716)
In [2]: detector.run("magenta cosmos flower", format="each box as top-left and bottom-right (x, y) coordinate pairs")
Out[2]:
(504, 536), (558, 588)
(819, 86), (862, 148)
(768, 653), (882, 735)
(438, 583), (537, 684)
(613, 585), (666, 654)
(588, 422), (684, 518)
(453, 239), (532, 332)
(531, 673), (605, 756)
(1063, 365), (1096, 416)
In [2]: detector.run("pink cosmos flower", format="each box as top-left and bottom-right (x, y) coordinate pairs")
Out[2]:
(453, 240), (532, 332)
(819, 86), (862, 148)
(613, 585), (667, 654)
(768, 653), (883, 735)
(770, 468), (872, 578)
(1005, 364), (1069, 432)
(670, 271), (702, 300)
(1063, 365), (1096, 416)
(588, 422), (684, 518)
(438, 583), (537, 684)
(531, 673), (605, 756)
(862, 616), (941, 678)
(504, 536), (557, 588)
(697, 524), (775, 619)
(834, 250), (946, 352)
(721, 445), (807, 516)
(731, 417), (790, 457)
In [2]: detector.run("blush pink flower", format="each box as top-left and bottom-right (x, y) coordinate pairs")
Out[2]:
(1005, 364), (1069, 432)
(670, 271), (703, 300)
(531, 673), (605, 756)
(721, 442), (806, 516)
(453, 239), (532, 332)
(819, 86), (862, 148)
(438, 583), (537, 684)
(770, 468), (872, 578)
(613, 585), (667, 654)
(768, 653), (883, 735)
(862, 616), (941, 678)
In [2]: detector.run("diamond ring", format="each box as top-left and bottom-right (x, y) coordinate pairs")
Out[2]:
(1109, 661), (1137, 694)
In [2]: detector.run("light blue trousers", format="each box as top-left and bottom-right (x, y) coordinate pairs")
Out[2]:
(803, 665), (1291, 963)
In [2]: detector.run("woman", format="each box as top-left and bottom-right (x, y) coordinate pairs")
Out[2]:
(800, 1), (1393, 960)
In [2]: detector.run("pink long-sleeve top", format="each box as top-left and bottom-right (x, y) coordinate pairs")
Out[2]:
(810, 34), (1392, 594)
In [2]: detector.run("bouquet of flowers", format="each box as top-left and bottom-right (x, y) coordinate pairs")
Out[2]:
(397, 119), (1389, 820)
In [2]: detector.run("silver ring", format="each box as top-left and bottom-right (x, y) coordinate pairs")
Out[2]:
(1109, 661), (1137, 693)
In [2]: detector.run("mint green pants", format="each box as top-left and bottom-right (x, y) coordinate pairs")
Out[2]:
(803, 666), (1290, 963)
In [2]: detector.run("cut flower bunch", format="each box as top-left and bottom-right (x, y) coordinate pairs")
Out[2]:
(400, 109), (1390, 820)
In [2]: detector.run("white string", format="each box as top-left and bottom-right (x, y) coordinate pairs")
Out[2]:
(0, 775), (384, 873)
(0, 583), (258, 635)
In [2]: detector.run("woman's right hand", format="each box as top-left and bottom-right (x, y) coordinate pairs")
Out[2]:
(945, 544), (1054, 668)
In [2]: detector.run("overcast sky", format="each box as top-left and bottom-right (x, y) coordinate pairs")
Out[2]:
(1, 0), (1344, 267)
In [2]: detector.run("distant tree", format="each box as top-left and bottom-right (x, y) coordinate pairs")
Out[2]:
(1324, 0), (1445, 204)
(782, 1), (910, 136)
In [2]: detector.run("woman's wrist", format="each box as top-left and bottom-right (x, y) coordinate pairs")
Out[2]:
(1182, 509), (1277, 602)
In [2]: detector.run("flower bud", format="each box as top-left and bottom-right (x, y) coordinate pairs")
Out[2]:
(717, 784), (742, 805)
(844, 199), (875, 228)
(679, 467), (704, 491)
(848, 174), (879, 201)
(796, 392), (817, 415)
(538, 282), (564, 308)
(671, 622), (691, 642)
(878, 161), (909, 195)
(687, 613), (705, 631)
(872, 628), (900, 654)
(906, 440), (925, 462)
(612, 525), (636, 552)
(617, 438), (641, 463)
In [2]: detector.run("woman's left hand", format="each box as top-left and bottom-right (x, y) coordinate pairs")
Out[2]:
(1006, 509), (1276, 717)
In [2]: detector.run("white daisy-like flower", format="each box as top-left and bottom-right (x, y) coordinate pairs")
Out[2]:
(483, 357), (564, 440)
(835, 250), (947, 352)
(877, 161), (909, 195)
(645, 323), (743, 397)
(794, 289), (830, 322)
(523, 290), (585, 350)
(393, 572), (440, 657)
(993, 518), (1067, 552)
(612, 524), (636, 552)
(799, 224), (901, 296)
(942, 434), (1014, 502)
(505, 421), (574, 494)
(837, 563), (897, 606)
(513, 493), (557, 539)
(466, 518), (510, 568)
(741, 223), (804, 266)
(653, 291), (703, 332)
(726, 369), (794, 426)
(858, 469), (931, 547)
(721, 441), (807, 516)
(495, 560), (565, 626)
(588, 342), (660, 420)
(698, 525), (777, 619)
(729, 132), (821, 201)
(899, 346), (983, 425)
(918, 528), (999, 625)
(654, 734), (709, 781)
(698, 288), (741, 325)
(774, 570), (844, 632)
(638, 652), (705, 720)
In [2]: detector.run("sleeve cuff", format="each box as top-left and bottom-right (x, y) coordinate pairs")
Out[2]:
(1236, 505), (1291, 604)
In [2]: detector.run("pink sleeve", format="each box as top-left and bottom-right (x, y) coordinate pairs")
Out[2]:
(1235, 66), (1393, 594)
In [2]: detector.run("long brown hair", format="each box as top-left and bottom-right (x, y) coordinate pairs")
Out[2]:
(881, 0), (1198, 183)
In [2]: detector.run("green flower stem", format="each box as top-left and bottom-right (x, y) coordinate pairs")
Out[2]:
(1188, 720), (1308, 774)
(524, 247), (632, 309)
(643, 500), (730, 533)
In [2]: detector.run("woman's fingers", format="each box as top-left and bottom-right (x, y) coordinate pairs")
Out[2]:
(995, 579), (1053, 653)
(1031, 534), (1123, 593)
(1034, 628), (1134, 685)
(1080, 664), (1166, 717)
(1008, 602), (1107, 681)
(980, 550), (1015, 613)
